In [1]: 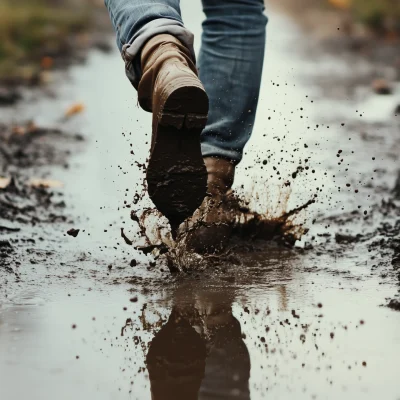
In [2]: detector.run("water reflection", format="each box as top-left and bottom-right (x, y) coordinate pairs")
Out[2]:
(146, 284), (250, 400)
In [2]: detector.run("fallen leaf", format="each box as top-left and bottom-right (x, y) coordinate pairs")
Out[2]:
(0, 177), (11, 189)
(65, 103), (85, 118)
(329, 0), (351, 9)
(10, 121), (37, 136)
(41, 56), (54, 69)
(29, 178), (64, 189)
(11, 125), (26, 136)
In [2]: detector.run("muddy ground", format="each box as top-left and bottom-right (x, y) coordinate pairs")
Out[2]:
(0, 1), (400, 399)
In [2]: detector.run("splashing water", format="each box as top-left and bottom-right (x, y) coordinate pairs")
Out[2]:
(134, 182), (315, 272)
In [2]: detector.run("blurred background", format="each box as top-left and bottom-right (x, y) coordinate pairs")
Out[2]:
(0, 0), (399, 92)
(0, 0), (110, 90)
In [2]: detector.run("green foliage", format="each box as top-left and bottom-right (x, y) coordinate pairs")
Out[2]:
(352, 0), (400, 31)
(0, 0), (90, 81)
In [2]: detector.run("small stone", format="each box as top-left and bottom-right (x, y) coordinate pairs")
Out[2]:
(388, 299), (400, 311)
(372, 78), (392, 95)
(67, 228), (80, 237)
(0, 87), (21, 106)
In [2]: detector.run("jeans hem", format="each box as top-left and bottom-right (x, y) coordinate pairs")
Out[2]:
(122, 18), (196, 88)
(201, 143), (242, 165)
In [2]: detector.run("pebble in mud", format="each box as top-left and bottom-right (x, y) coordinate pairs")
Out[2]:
(67, 228), (80, 237)
(371, 78), (392, 95)
(388, 299), (400, 311)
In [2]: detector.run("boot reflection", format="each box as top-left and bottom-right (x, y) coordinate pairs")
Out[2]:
(146, 290), (250, 400)
(199, 311), (250, 400)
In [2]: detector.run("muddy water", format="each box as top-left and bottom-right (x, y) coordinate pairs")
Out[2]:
(1, 2), (400, 399)
(1, 250), (400, 400)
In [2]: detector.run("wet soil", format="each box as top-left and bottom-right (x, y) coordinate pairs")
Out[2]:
(0, 121), (86, 275)
(1, 2), (400, 399)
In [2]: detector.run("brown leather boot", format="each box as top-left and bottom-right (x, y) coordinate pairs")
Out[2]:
(179, 157), (237, 254)
(204, 157), (235, 197)
(138, 34), (209, 234)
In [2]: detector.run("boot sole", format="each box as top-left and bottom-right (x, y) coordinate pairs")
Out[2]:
(146, 85), (209, 231)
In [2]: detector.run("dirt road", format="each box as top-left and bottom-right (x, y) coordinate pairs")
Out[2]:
(0, 2), (399, 399)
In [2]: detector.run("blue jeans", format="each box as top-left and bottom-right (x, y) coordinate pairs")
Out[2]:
(104, 0), (267, 164)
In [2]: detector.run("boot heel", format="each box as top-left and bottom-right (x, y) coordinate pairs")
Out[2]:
(158, 112), (208, 131)
(185, 113), (208, 130)
(159, 112), (185, 129)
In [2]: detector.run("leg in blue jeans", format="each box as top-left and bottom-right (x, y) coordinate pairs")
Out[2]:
(104, 0), (267, 164)
(199, 0), (267, 164)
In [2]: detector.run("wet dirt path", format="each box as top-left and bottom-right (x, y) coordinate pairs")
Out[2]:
(1, 2), (400, 399)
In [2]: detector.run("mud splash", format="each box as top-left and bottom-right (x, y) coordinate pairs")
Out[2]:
(134, 185), (315, 273)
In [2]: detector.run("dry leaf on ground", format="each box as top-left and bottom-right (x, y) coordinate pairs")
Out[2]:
(10, 121), (38, 136)
(329, 0), (351, 9)
(0, 177), (11, 189)
(65, 103), (85, 118)
(41, 56), (54, 69)
(29, 178), (64, 189)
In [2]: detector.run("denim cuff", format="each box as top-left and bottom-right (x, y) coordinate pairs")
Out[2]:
(121, 18), (196, 89)
(201, 142), (242, 165)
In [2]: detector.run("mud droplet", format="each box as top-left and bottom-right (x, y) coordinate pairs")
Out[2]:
(121, 228), (133, 245)
(67, 228), (80, 237)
